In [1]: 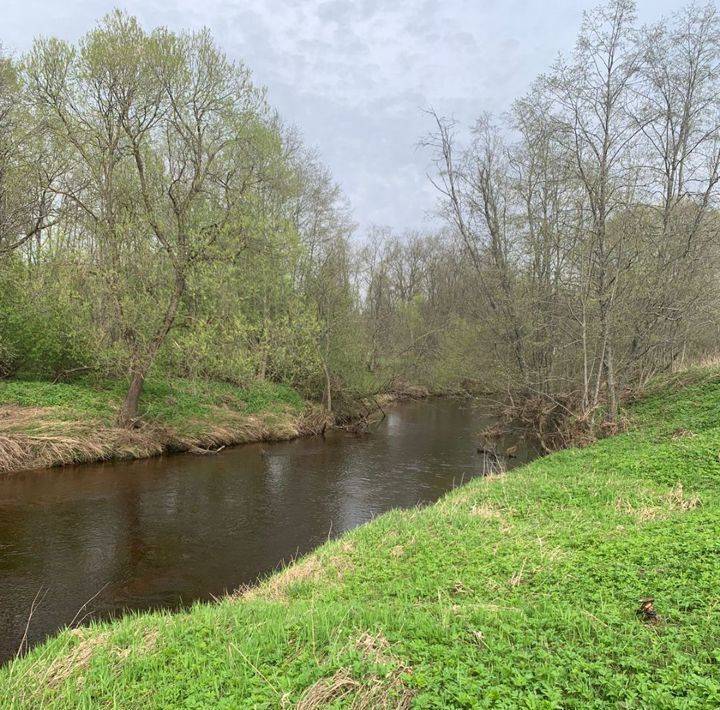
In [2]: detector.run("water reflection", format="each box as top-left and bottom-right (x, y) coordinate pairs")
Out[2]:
(0, 398), (534, 663)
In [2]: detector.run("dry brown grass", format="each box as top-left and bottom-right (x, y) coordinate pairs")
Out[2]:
(0, 405), (166, 474)
(470, 503), (503, 519)
(533, 537), (566, 562)
(665, 482), (701, 511)
(439, 476), (509, 511)
(142, 628), (160, 653)
(10, 623), (163, 705)
(296, 669), (361, 709)
(508, 561), (526, 588)
(467, 502), (514, 532)
(171, 412), (270, 450)
(0, 429), (162, 472)
(0, 401), (331, 475)
(678, 354), (720, 371)
(172, 404), (332, 453)
(295, 632), (413, 710)
(671, 428), (697, 439)
(354, 632), (392, 663)
(234, 557), (326, 603)
(233, 539), (356, 603)
(615, 482), (701, 521)
(298, 404), (334, 436)
(42, 629), (110, 689)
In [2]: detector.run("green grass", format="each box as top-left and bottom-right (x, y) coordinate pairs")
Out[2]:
(0, 377), (304, 425)
(0, 379), (118, 418)
(3, 368), (720, 707)
(133, 378), (303, 424)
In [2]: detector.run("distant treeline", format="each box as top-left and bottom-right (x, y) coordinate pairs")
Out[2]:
(2, 1), (720, 427)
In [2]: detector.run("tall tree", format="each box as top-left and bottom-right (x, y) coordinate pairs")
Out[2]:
(546, 0), (642, 421)
(25, 12), (270, 423)
(0, 50), (58, 256)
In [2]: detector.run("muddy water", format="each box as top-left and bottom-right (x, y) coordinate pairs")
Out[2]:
(0, 398), (535, 664)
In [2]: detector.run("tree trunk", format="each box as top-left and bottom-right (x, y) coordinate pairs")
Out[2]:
(581, 301), (590, 411)
(117, 271), (186, 427)
(257, 351), (267, 381)
(257, 292), (269, 381)
(118, 368), (145, 427)
(604, 341), (618, 424)
(322, 362), (332, 412)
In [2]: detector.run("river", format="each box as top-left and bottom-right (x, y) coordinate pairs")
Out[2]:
(0, 397), (535, 664)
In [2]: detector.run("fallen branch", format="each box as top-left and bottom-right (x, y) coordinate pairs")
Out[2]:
(188, 444), (226, 455)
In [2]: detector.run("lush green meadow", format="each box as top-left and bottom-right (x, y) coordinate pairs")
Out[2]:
(2, 367), (720, 708)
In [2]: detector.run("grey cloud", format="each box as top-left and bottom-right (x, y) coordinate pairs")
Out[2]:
(3, 0), (685, 235)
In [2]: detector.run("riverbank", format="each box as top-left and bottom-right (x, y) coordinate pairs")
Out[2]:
(0, 378), (432, 475)
(2, 366), (720, 706)
(0, 378), (334, 475)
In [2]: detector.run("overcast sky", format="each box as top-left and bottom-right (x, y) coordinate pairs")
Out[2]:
(4, 0), (684, 236)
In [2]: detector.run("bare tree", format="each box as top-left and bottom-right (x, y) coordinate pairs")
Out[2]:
(424, 0), (720, 422)
(425, 111), (531, 386)
(0, 50), (58, 257)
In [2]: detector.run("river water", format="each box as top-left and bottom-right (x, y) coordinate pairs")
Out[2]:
(0, 398), (534, 664)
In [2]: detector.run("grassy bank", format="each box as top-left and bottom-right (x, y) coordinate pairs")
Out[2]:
(3, 368), (720, 707)
(0, 377), (328, 474)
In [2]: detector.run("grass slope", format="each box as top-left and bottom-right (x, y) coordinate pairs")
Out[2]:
(2, 368), (720, 707)
(0, 377), (319, 474)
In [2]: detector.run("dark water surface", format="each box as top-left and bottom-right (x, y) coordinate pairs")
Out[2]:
(0, 398), (534, 664)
